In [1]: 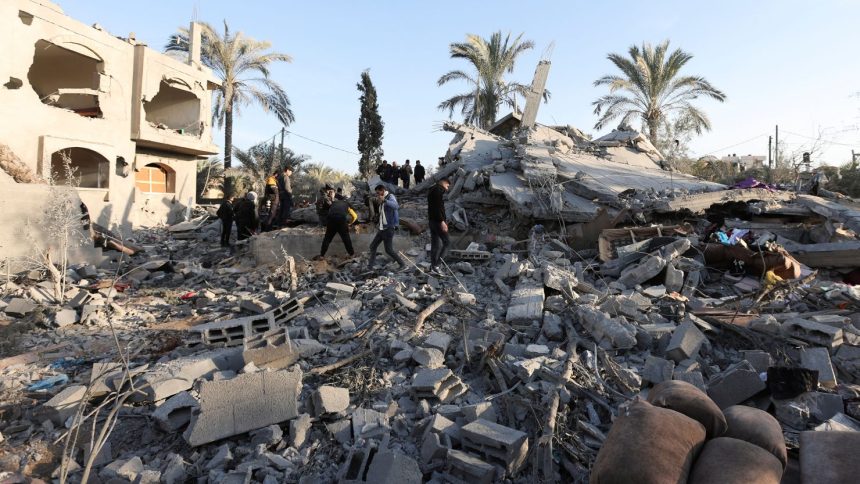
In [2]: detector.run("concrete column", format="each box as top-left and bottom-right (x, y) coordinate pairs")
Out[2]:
(521, 61), (551, 129)
(189, 22), (202, 66)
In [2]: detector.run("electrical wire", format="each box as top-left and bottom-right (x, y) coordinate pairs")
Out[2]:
(699, 133), (769, 157)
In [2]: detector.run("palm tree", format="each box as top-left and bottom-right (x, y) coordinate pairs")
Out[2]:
(438, 31), (546, 129)
(592, 40), (726, 147)
(165, 22), (295, 169)
(233, 142), (308, 194)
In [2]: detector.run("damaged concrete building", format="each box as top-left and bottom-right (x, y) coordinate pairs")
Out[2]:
(0, 0), (218, 260)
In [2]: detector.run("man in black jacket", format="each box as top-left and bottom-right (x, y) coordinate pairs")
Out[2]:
(413, 160), (425, 184)
(427, 178), (450, 274)
(234, 192), (259, 241)
(216, 196), (235, 247)
(319, 197), (356, 259)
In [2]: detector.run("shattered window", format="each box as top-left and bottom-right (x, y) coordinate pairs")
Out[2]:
(51, 148), (109, 188)
(28, 40), (103, 118)
(135, 163), (175, 193)
(143, 80), (202, 136)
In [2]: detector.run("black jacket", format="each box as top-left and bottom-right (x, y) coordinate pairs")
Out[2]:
(216, 200), (234, 221)
(328, 199), (352, 221)
(414, 164), (425, 180)
(428, 184), (446, 222)
(233, 199), (259, 231)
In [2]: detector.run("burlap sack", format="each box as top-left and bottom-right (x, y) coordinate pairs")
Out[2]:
(722, 405), (786, 468)
(591, 400), (706, 484)
(688, 437), (783, 484)
(800, 431), (860, 484)
(647, 380), (727, 438)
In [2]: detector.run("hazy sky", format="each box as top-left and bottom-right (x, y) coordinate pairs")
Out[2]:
(61, 0), (860, 173)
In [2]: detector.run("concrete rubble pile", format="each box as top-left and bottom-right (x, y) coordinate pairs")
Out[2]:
(2, 129), (860, 483)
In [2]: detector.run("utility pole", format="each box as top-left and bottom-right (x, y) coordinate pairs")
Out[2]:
(774, 125), (779, 168)
(768, 135), (773, 183)
(279, 127), (285, 167)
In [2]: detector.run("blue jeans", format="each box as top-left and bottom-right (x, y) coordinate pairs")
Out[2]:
(429, 221), (450, 267)
(368, 228), (404, 267)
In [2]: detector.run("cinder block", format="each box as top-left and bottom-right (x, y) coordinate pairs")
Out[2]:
(446, 449), (495, 484)
(39, 385), (87, 425)
(242, 328), (297, 369)
(800, 347), (837, 389)
(461, 419), (528, 475)
(132, 347), (243, 402)
(782, 318), (843, 349)
(313, 385), (350, 416)
(153, 391), (198, 432)
(352, 408), (388, 439)
(411, 368), (468, 403)
(665, 321), (705, 363)
(183, 368), (302, 446)
(365, 451), (422, 484)
(707, 360), (766, 409)
(643, 356), (675, 385)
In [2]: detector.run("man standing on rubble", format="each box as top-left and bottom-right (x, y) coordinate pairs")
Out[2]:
(428, 178), (451, 274)
(390, 161), (400, 187)
(414, 160), (425, 184)
(261, 171), (280, 231)
(216, 196), (235, 247)
(316, 184), (335, 226)
(234, 192), (259, 241)
(376, 160), (390, 180)
(367, 184), (407, 271)
(401, 160), (413, 189)
(276, 165), (293, 225)
(317, 194), (358, 260)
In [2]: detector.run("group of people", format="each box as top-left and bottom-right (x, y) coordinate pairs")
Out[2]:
(376, 159), (425, 189)
(216, 165), (295, 247)
(217, 164), (452, 276)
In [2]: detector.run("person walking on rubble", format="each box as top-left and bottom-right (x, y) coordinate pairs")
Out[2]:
(376, 160), (390, 180)
(401, 160), (413, 189)
(261, 171), (280, 231)
(367, 184), (407, 271)
(414, 160), (425, 184)
(216, 195), (235, 247)
(428, 177), (451, 274)
(276, 165), (293, 225)
(317, 194), (358, 260)
(234, 192), (260, 241)
(390, 161), (400, 187)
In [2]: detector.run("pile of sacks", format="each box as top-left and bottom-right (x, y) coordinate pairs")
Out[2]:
(591, 380), (786, 484)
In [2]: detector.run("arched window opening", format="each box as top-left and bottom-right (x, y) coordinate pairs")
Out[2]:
(143, 81), (202, 135)
(135, 163), (175, 193)
(51, 148), (110, 188)
(28, 40), (103, 117)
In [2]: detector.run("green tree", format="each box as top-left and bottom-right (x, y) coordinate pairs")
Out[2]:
(437, 31), (546, 129)
(357, 70), (384, 177)
(196, 156), (224, 200)
(233, 142), (308, 194)
(165, 22), (295, 169)
(592, 40), (726, 147)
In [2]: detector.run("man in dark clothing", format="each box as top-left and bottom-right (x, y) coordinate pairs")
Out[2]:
(414, 160), (426, 184)
(390, 161), (400, 186)
(376, 160), (390, 180)
(216, 196), (235, 247)
(234, 192), (259, 241)
(315, 184), (335, 226)
(401, 160), (413, 189)
(319, 197), (357, 258)
(276, 166), (293, 225)
(428, 178), (451, 274)
(368, 184), (406, 271)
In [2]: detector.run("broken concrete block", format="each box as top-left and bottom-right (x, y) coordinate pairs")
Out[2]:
(250, 424), (283, 446)
(53, 308), (79, 327)
(461, 419), (528, 475)
(421, 430), (451, 465)
(161, 453), (187, 484)
(463, 402), (496, 423)
(204, 444), (232, 471)
(39, 385), (87, 425)
(423, 331), (452, 353)
(576, 306), (636, 350)
(425, 413), (460, 443)
(89, 362), (122, 397)
(133, 348), (242, 402)
(455, 292), (478, 305)
(326, 418), (352, 444)
(289, 413), (312, 448)
(352, 408), (389, 440)
(782, 318), (843, 349)
(183, 368), (302, 446)
(741, 350), (773, 373)
(541, 311), (564, 341)
(643, 356), (675, 385)
(800, 430), (860, 484)
(365, 451), (422, 484)
(707, 360), (766, 408)
(673, 370), (707, 392)
(800, 347), (837, 389)
(505, 279), (545, 326)
(665, 321), (705, 363)
(4, 298), (35, 317)
(153, 391), (198, 432)
(412, 347), (445, 368)
(325, 282), (355, 298)
(411, 368), (468, 403)
(446, 449), (495, 484)
(618, 255), (667, 288)
(813, 412), (860, 432)
(664, 264), (685, 293)
(313, 385), (350, 416)
(242, 328), (297, 369)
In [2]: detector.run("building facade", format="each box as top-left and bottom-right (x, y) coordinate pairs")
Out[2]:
(0, 0), (218, 232)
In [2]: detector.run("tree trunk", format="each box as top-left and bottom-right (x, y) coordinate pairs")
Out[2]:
(647, 116), (660, 148)
(224, 101), (233, 169)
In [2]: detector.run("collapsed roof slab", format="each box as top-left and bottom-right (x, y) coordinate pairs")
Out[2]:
(796, 194), (860, 234)
(652, 188), (795, 214)
(489, 171), (601, 222)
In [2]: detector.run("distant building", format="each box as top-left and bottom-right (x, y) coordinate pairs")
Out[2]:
(721, 154), (766, 171)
